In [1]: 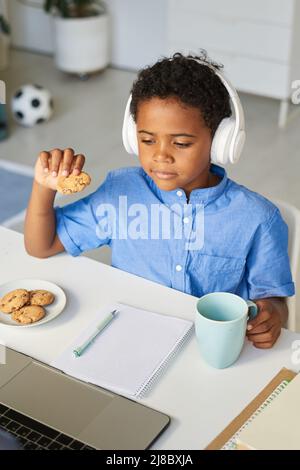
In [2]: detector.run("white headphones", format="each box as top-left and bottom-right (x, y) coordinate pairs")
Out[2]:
(122, 59), (245, 165)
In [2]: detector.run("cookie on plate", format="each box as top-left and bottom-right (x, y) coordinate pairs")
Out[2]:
(57, 171), (91, 194)
(29, 290), (55, 306)
(12, 305), (45, 324)
(0, 289), (30, 314)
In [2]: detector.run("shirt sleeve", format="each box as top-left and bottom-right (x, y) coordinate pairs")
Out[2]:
(55, 173), (113, 256)
(246, 207), (295, 299)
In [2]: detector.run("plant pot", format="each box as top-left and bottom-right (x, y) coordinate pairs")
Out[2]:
(0, 33), (9, 71)
(53, 14), (109, 74)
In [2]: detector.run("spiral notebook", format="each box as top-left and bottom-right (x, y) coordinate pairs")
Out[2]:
(51, 302), (193, 399)
(222, 380), (290, 450)
(235, 372), (300, 450)
(206, 368), (297, 450)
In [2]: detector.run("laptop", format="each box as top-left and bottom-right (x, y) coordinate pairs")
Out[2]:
(0, 348), (170, 450)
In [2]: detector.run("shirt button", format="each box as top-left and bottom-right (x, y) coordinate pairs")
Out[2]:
(176, 190), (183, 197)
(183, 217), (189, 224)
(175, 264), (182, 272)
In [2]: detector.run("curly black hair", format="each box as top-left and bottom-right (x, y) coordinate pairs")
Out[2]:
(130, 51), (232, 135)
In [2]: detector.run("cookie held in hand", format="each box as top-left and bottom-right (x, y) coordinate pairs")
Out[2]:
(0, 289), (30, 314)
(57, 172), (91, 194)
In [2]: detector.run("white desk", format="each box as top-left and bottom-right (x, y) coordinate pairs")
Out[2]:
(0, 226), (299, 450)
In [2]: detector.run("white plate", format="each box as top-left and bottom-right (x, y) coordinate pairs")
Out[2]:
(0, 279), (66, 328)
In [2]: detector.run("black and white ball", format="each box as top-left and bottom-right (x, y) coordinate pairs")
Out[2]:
(11, 84), (54, 127)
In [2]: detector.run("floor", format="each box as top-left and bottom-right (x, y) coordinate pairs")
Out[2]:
(1, 48), (300, 269)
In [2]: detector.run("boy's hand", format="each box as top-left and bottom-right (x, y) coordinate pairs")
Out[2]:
(34, 148), (86, 191)
(246, 298), (287, 349)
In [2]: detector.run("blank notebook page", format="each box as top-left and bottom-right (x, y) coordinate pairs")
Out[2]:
(51, 303), (193, 399)
(236, 373), (300, 450)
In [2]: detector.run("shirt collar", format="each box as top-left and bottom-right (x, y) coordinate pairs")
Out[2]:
(142, 164), (228, 207)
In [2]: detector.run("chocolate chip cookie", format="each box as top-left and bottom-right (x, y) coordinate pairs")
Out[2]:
(57, 171), (91, 194)
(29, 290), (55, 306)
(12, 305), (45, 324)
(0, 289), (30, 314)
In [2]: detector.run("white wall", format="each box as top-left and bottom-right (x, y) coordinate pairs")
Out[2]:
(108, 0), (167, 69)
(8, 0), (54, 54)
(8, 0), (168, 70)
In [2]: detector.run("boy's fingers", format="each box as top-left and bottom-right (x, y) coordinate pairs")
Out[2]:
(39, 151), (50, 173)
(43, 149), (86, 177)
(251, 328), (281, 349)
(246, 319), (273, 335)
(247, 325), (277, 343)
(61, 148), (75, 176)
(50, 149), (63, 177)
(71, 154), (85, 175)
(247, 307), (271, 331)
(252, 341), (275, 350)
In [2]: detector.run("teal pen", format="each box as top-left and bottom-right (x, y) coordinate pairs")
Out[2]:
(73, 309), (119, 357)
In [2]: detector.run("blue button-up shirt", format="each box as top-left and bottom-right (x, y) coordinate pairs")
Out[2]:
(55, 164), (295, 300)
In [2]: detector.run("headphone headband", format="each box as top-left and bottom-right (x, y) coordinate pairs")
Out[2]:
(122, 57), (246, 165)
(192, 59), (245, 160)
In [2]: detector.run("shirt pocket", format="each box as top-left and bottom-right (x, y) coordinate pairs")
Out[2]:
(191, 253), (246, 296)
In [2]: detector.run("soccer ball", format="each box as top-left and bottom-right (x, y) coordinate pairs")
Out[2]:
(11, 84), (54, 127)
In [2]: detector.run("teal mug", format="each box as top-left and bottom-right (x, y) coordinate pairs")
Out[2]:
(195, 292), (258, 369)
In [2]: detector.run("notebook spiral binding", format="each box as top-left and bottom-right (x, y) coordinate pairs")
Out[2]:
(221, 380), (290, 450)
(136, 325), (194, 399)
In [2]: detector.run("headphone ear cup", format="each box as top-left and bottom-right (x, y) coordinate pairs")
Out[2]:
(122, 96), (139, 155)
(210, 118), (235, 165)
(231, 130), (246, 164)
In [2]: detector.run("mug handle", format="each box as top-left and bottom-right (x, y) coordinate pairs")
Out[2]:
(246, 300), (258, 320)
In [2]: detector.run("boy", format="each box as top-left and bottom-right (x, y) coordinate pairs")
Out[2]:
(24, 52), (295, 349)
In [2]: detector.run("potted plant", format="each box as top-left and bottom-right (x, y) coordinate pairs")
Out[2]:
(0, 14), (10, 71)
(44, 0), (109, 76)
